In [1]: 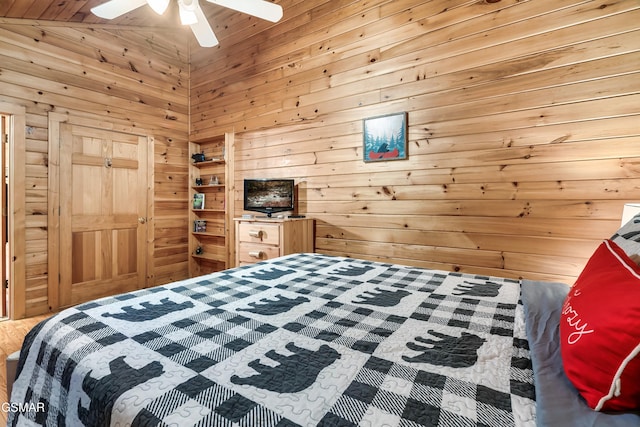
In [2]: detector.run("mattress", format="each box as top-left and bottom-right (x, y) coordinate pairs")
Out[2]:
(5, 252), (592, 426)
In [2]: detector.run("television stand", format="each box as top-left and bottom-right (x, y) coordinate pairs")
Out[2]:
(234, 217), (314, 266)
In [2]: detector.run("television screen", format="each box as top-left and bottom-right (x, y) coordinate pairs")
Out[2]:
(244, 179), (295, 216)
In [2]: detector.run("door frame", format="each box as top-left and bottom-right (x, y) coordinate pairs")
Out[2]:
(47, 113), (154, 312)
(0, 102), (25, 320)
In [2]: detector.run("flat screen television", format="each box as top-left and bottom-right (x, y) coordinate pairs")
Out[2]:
(243, 178), (295, 217)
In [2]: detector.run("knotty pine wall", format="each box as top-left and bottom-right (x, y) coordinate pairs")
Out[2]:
(0, 21), (191, 317)
(190, 0), (640, 284)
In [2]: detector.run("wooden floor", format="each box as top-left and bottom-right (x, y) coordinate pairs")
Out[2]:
(0, 314), (51, 426)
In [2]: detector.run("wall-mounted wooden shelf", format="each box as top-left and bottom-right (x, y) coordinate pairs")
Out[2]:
(192, 159), (225, 167)
(191, 184), (225, 189)
(191, 253), (227, 263)
(192, 208), (226, 213)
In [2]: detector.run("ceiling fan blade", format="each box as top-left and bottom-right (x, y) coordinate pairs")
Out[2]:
(190, 1), (219, 47)
(91, 0), (148, 19)
(206, 0), (283, 22)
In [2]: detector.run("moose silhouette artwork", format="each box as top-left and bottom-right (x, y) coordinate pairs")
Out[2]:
(102, 297), (194, 321)
(452, 280), (502, 298)
(230, 342), (341, 393)
(352, 287), (411, 307)
(78, 356), (164, 425)
(236, 294), (310, 315)
(403, 330), (485, 368)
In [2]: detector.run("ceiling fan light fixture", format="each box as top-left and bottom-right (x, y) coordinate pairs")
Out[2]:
(178, 0), (199, 25)
(91, 0), (282, 47)
(147, 0), (170, 15)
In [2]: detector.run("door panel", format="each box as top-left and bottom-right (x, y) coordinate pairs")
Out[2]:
(60, 123), (147, 307)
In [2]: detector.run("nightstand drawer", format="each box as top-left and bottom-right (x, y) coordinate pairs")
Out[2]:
(237, 243), (281, 263)
(238, 223), (280, 245)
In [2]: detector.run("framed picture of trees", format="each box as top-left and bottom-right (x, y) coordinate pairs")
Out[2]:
(363, 112), (408, 162)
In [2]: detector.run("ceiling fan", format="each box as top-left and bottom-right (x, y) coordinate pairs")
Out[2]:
(91, 0), (283, 47)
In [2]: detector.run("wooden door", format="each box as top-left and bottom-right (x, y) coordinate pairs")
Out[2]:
(59, 123), (148, 307)
(1, 115), (6, 318)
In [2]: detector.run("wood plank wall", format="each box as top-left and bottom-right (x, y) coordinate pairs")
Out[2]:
(190, 0), (640, 284)
(0, 21), (191, 317)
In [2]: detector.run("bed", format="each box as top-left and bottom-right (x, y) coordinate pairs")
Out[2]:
(7, 251), (640, 426)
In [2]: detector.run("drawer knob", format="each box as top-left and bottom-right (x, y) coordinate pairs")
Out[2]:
(248, 230), (263, 238)
(249, 251), (264, 259)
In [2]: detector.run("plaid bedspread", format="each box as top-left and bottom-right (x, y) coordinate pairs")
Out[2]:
(8, 253), (536, 426)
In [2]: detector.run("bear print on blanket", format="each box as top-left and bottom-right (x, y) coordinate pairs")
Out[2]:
(403, 330), (486, 368)
(453, 280), (502, 297)
(78, 356), (164, 425)
(352, 287), (412, 307)
(236, 294), (310, 315)
(230, 342), (341, 393)
(102, 297), (194, 321)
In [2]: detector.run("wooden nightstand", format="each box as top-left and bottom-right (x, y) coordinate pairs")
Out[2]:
(234, 217), (314, 266)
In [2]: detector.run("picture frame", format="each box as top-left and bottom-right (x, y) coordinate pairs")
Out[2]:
(363, 112), (408, 162)
(193, 220), (207, 232)
(193, 193), (205, 210)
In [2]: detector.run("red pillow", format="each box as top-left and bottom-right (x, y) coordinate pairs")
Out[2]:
(560, 239), (640, 411)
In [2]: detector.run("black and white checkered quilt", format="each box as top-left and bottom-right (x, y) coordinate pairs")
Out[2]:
(8, 253), (536, 426)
